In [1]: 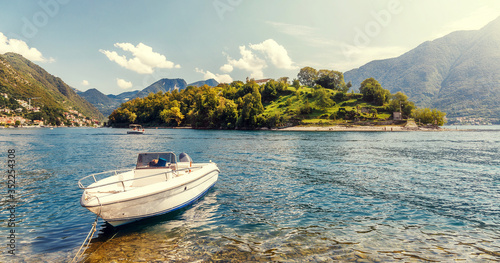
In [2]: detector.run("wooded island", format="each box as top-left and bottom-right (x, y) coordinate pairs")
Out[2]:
(108, 67), (447, 129)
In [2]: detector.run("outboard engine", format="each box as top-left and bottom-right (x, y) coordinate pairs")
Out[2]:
(178, 152), (192, 170)
(179, 152), (192, 163)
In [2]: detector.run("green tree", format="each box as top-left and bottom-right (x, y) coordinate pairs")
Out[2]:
(278, 76), (289, 84)
(261, 80), (278, 102)
(109, 108), (137, 124)
(160, 106), (184, 126)
(387, 92), (415, 117)
(297, 67), (318, 87)
(190, 87), (220, 128)
(359, 78), (391, 106)
(299, 100), (312, 114)
(313, 87), (334, 110)
(412, 108), (447, 126)
(237, 86), (264, 128)
(221, 83), (238, 100)
(216, 97), (238, 129)
(315, 70), (346, 91)
(346, 81), (352, 91)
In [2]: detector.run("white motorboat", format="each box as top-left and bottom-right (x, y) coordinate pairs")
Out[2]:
(78, 152), (219, 227)
(127, 124), (144, 134)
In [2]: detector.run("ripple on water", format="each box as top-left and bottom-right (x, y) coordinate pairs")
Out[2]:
(1, 128), (499, 262)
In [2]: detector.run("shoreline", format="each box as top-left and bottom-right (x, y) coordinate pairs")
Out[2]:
(273, 125), (453, 132)
(1, 125), (469, 132)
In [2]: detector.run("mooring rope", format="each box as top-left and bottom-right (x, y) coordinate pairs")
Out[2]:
(71, 214), (99, 262)
(72, 198), (102, 263)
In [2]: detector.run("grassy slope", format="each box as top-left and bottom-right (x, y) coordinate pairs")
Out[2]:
(263, 86), (393, 126)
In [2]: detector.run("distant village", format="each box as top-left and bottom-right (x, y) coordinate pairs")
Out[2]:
(449, 117), (497, 126)
(0, 93), (100, 127)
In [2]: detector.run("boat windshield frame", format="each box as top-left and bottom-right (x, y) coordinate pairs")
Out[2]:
(136, 152), (176, 169)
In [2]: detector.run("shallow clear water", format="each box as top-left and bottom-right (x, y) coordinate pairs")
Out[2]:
(1, 127), (499, 262)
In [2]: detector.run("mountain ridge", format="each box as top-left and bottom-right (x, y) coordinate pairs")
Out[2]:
(344, 16), (500, 119)
(78, 78), (219, 117)
(134, 78), (188, 98)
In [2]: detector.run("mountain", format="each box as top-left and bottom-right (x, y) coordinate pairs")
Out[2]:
(134, 78), (187, 98)
(133, 78), (219, 98)
(78, 88), (120, 117)
(188, 78), (218, 87)
(107, 90), (140, 103)
(0, 52), (103, 120)
(344, 16), (500, 119)
(78, 78), (219, 117)
(78, 89), (141, 116)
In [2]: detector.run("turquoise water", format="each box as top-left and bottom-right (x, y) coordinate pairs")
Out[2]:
(1, 127), (499, 262)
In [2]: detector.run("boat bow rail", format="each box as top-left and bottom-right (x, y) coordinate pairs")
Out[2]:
(78, 168), (133, 189)
(78, 166), (207, 192)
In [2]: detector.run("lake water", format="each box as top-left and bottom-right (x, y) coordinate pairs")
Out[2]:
(1, 126), (499, 262)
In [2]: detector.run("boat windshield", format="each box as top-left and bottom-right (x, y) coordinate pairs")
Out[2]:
(136, 152), (176, 169)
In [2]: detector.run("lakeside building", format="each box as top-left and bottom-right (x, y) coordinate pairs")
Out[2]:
(0, 116), (28, 125)
(246, 77), (272, 85)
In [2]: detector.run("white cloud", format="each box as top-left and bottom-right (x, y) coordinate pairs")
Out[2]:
(225, 45), (267, 79)
(0, 32), (54, 62)
(195, 68), (233, 83)
(116, 78), (133, 89)
(250, 39), (297, 70)
(100, 42), (180, 74)
(197, 39), (294, 82)
(221, 39), (296, 79)
(81, 80), (89, 86)
(220, 63), (233, 73)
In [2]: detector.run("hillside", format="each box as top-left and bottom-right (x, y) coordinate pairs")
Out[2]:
(344, 16), (500, 119)
(78, 88), (120, 116)
(0, 52), (103, 120)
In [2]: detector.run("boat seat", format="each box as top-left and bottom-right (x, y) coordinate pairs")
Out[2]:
(157, 158), (167, 166)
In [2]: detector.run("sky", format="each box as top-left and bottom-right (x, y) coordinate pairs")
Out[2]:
(0, 0), (499, 95)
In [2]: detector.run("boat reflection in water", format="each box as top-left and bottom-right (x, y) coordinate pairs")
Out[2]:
(84, 193), (221, 262)
(78, 152), (219, 227)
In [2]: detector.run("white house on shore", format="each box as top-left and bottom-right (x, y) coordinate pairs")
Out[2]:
(246, 77), (272, 85)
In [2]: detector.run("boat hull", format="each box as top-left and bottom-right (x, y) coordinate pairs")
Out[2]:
(127, 131), (144, 134)
(81, 165), (218, 227)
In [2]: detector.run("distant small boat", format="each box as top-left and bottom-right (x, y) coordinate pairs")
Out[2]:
(78, 152), (219, 227)
(127, 124), (144, 134)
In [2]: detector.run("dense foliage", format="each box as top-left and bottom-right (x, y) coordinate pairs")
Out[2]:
(412, 108), (447, 126)
(109, 81), (274, 129)
(108, 67), (447, 128)
(298, 67), (349, 92)
(359, 78), (391, 106)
